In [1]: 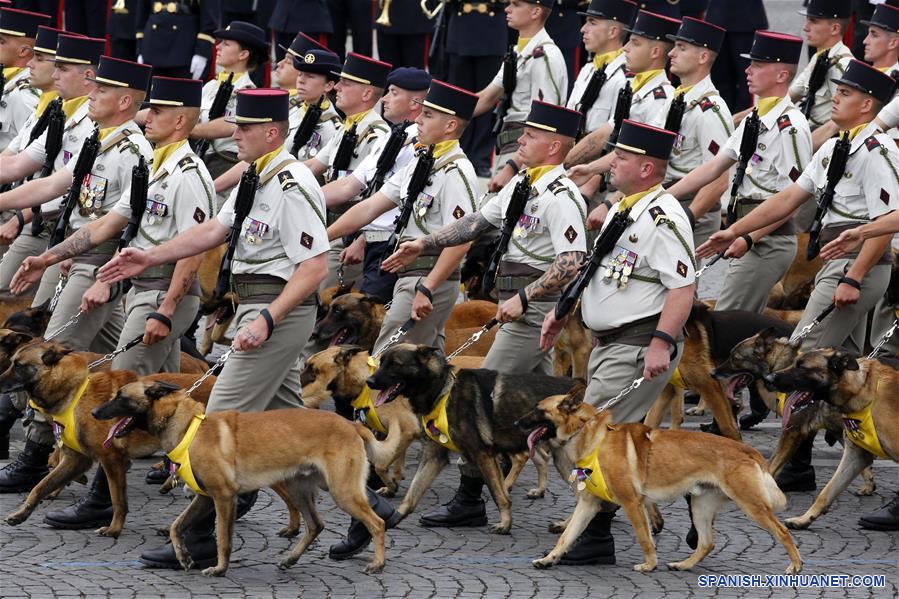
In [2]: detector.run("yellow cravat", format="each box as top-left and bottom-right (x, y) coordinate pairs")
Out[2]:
(432, 139), (459, 159)
(216, 70), (244, 83)
(632, 69), (663, 94)
(253, 144), (284, 173)
(343, 108), (371, 131)
(2, 66), (23, 80)
(618, 183), (662, 212)
(302, 97), (332, 113)
(840, 123), (869, 142)
(97, 126), (117, 142)
(151, 139), (187, 175)
(756, 96), (782, 117)
(517, 37), (532, 53)
(674, 83), (694, 97)
(61, 95), (88, 120)
(525, 164), (556, 183)
(592, 49), (622, 70)
(35, 91), (59, 117)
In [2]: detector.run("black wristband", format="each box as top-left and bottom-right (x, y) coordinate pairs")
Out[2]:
(685, 207), (696, 229)
(518, 288), (529, 313)
(259, 308), (275, 340)
(651, 329), (679, 359)
(415, 281), (434, 302)
(146, 312), (172, 330)
(602, 199), (613, 210)
(838, 276), (862, 291)
(14, 210), (24, 235)
(505, 159), (519, 172)
(740, 233), (754, 252)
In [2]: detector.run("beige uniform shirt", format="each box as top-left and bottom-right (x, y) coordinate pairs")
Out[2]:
(609, 70), (674, 128)
(788, 40), (853, 129)
(351, 122), (416, 232)
(314, 109), (389, 188)
(24, 100), (94, 213)
(200, 72), (255, 157)
(649, 75), (733, 183)
(0, 69), (39, 152)
(480, 165), (587, 270)
(112, 141), (215, 250)
(490, 27), (568, 125)
(217, 146), (330, 281)
(581, 187), (695, 331)
(567, 51), (628, 134)
(722, 96), (812, 200)
(796, 122), (899, 227)
(286, 95), (342, 161)
(379, 142), (478, 239)
(66, 121), (153, 230)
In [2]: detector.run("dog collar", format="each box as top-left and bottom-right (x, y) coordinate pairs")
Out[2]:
(422, 374), (459, 452)
(572, 446), (614, 503)
(843, 401), (888, 460)
(28, 377), (89, 455)
(776, 392), (786, 416)
(352, 357), (386, 434)
(166, 413), (208, 495)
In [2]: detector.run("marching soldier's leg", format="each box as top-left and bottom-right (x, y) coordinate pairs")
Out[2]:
(870, 296), (899, 357)
(372, 277), (456, 354)
(715, 237), (797, 313)
(480, 301), (554, 375)
(44, 263), (123, 352)
(0, 234), (59, 302)
(0, 413), (53, 492)
(29, 262), (62, 308)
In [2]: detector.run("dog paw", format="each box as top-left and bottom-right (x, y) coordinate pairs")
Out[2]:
(5, 512), (27, 526)
(785, 563), (802, 575)
(277, 526), (299, 538)
(784, 517), (810, 530)
(526, 488), (545, 499)
(532, 558), (554, 569)
(201, 565), (227, 577)
(277, 557), (297, 570)
(489, 523), (511, 535)
(375, 487), (396, 498)
(95, 526), (121, 538)
(854, 483), (875, 497)
(666, 561), (692, 571)
(548, 521), (567, 533)
(685, 407), (705, 416)
(364, 562), (384, 575)
(179, 555), (194, 571)
(633, 562), (657, 572)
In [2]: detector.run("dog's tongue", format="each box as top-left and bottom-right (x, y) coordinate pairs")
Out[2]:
(374, 384), (399, 407)
(527, 427), (547, 459)
(781, 392), (805, 431)
(102, 417), (133, 449)
(329, 328), (348, 347)
(725, 374), (748, 404)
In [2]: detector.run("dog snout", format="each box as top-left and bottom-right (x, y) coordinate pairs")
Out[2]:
(365, 376), (380, 389)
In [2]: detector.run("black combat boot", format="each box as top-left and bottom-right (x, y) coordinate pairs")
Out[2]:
(419, 475), (487, 527)
(556, 512), (616, 565)
(858, 491), (899, 531)
(0, 439), (52, 493)
(775, 434), (816, 492)
(328, 488), (402, 560)
(145, 457), (173, 485)
(44, 466), (113, 529)
(0, 393), (23, 460)
(739, 391), (770, 430)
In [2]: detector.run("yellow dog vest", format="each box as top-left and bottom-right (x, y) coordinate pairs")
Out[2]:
(669, 367), (686, 390)
(351, 357), (386, 434)
(843, 403), (888, 459)
(167, 413), (207, 495)
(572, 445), (614, 503)
(29, 377), (90, 454)
(422, 375), (459, 452)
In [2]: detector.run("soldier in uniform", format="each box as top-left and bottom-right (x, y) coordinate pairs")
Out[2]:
(669, 31), (811, 313)
(375, 0), (434, 70)
(473, 0), (568, 193)
(98, 89), (332, 569)
(542, 119), (695, 565)
(107, 0), (138, 62)
(327, 0), (373, 61)
(705, 0), (767, 112)
(135, 0), (218, 79)
(700, 60), (899, 492)
(304, 52), (391, 291)
(270, 0), (333, 62)
(326, 79), (479, 354)
(0, 7), (50, 152)
(862, 4), (899, 76)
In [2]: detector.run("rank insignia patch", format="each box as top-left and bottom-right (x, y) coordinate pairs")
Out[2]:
(564, 225), (578, 243)
(532, 45), (545, 58)
(652, 86), (667, 99)
(178, 156), (196, 171)
(300, 232), (313, 249)
(699, 98), (715, 112)
(789, 167), (801, 182)
(648, 206), (666, 221)
(452, 205), (465, 219)
(193, 208), (205, 223)
(881, 188), (890, 205)
(776, 115), (792, 131)
(866, 136), (881, 152)
(708, 140), (720, 155)
(676, 261), (688, 277)
(278, 171), (297, 189)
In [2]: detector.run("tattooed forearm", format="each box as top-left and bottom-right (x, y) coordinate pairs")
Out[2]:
(421, 213), (495, 251)
(525, 251), (585, 300)
(565, 131), (604, 167)
(161, 255), (202, 311)
(47, 228), (95, 264)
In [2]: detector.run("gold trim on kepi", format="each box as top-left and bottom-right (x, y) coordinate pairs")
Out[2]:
(92, 76), (129, 87)
(226, 88), (290, 124)
(53, 55), (92, 64)
(0, 27), (25, 36)
(613, 119), (677, 160)
(147, 98), (184, 106)
(614, 142), (647, 155)
(524, 100), (581, 138)
(336, 71), (371, 85)
(417, 79), (478, 120)
(422, 99), (456, 115)
(226, 115), (273, 123)
(525, 121), (558, 133)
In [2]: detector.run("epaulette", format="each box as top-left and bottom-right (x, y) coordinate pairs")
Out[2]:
(699, 98), (716, 112)
(865, 136), (881, 152)
(777, 114), (793, 131)
(178, 155), (197, 171)
(532, 45), (545, 58)
(278, 170), (298, 190)
(648, 206), (666, 222)
(652, 86), (667, 99)
(546, 176), (566, 194)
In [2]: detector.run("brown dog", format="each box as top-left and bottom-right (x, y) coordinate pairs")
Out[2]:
(0, 340), (215, 537)
(518, 386), (802, 574)
(766, 348), (898, 529)
(93, 379), (400, 576)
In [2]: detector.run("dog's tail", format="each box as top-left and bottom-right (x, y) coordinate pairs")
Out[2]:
(354, 419), (404, 468)
(758, 465), (788, 513)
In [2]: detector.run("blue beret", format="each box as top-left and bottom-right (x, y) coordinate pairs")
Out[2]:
(386, 67), (432, 91)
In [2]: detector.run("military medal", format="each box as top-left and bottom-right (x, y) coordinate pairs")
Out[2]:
(417, 192), (434, 217)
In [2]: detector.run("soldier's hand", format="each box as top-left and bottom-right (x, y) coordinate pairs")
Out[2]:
(411, 290), (433, 321)
(0, 217), (21, 245)
(143, 308), (173, 346)
(833, 281), (861, 308)
(496, 293), (524, 323)
(190, 55), (209, 80)
(724, 235), (750, 259)
(340, 235), (365, 265)
(488, 163), (515, 193)
(97, 248), (151, 284)
(820, 228), (863, 260)
(586, 203), (609, 230)
(697, 229), (737, 259)
(81, 280), (111, 312)
(381, 239), (423, 273)
(10, 256), (46, 296)
(567, 163), (597, 186)
(233, 315), (269, 351)
(643, 341), (671, 380)
(540, 310), (567, 353)
(59, 259), (72, 277)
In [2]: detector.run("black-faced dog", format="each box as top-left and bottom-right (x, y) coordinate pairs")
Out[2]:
(310, 293), (388, 351)
(367, 343), (579, 533)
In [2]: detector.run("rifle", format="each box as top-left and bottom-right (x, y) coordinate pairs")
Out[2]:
(799, 49), (829, 119)
(194, 72), (234, 160)
(664, 91), (686, 134)
(290, 95), (324, 157)
(555, 205), (633, 320)
(364, 120), (410, 198)
(327, 122), (358, 183)
(575, 65), (608, 141)
(806, 130), (851, 261)
(482, 172), (531, 295)
(31, 98), (66, 236)
(213, 164), (259, 300)
(48, 127), (100, 249)
(491, 44), (517, 151)
(598, 81), (632, 193)
(0, 67), (5, 107)
(382, 145), (436, 260)
(118, 155), (149, 250)
(725, 107), (761, 226)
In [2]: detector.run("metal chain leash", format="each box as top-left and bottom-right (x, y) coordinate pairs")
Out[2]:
(598, 376), (644, 412)
(337, 263), (345, 290)
(867, 319), (898, 360)
(43, 309), (84, 342)
(47, 275), (67, 313)
(446, 318), (498, 361)
(789, 302), (836, 344)
(372, 318), (416, 359)
(185, 347), (233, 396)
(695, 252), (727, 278)
(87, 334), (144, 369)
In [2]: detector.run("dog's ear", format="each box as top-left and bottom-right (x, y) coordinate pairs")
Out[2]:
(828, 349), (860, 374)
(415, 345), (441, 362)
(336, 346), (365, 365)
(561, 383), (587, 411)
(0, 331), (32, 351)
(144, 381), (182, 400)
(40, 346), (72, 366)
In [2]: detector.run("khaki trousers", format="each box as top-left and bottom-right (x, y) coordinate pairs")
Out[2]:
(0, 233), (59, 305)
(481, 300), (554, 375)
(372, 276), (458, 355)
(715, 235), (797, 313)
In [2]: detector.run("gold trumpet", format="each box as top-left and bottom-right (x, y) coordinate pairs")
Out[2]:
(376, 0), (392, 26)
(420, 0), (444, 19)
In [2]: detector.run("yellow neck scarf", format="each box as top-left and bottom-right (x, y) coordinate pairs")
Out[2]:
(351, 357), (386, 434)
(62, 95), (88, 120)
(216, 70), (244, 83)
(618, 183), (662, 212)
(98, 126), (118, 142)
(343, 108), (371, 131)
(303, 97), (331, 112)
(756, 96), (782, 118)
(632, 69), (663, 94)
(253, 144), (284, 173)
(841, 123), (869, 142)
(573, 446), (614, 503)
(525, 164), (556, 184)
(593, 48), (622, 70)
(35, 90), (59, 117)
(517, 37), (532, 53)
(2, 66), (23, 81)
(674, 83), (694, 96)
(151, 139), (187, 175)
(432, 139), (460, 159)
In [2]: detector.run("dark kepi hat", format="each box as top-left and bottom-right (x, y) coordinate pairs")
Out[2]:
(147, 76), (203, 107)
(281, 31), (327, 60)
(87, 56), (152, 91)
(798, 0), (851, 19)
(739, 30), (803, 64)
(417, 79), (478, 120)
(33, 25), (65, 55)
(832, 58), (897, 104)
(293, 48), (341, 80)
(578, 0), (637, 23)
(614, 119), (677, 160)
(53, 34), (105, 66)
(0, 7), (50, 38)
(225, 88), (290, 124)
(861, 4), (899, 34)
(387, 67), (432, 91)
(625, 10), (681, 42)
(334, 52), (392, 88)
(214, 20), (269, 52)
(525, 100), (581, 139)
(667, 16), (725, 53)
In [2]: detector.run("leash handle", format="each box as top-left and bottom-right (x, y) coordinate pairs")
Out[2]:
(43, 309), (84, 342)
(445, 318), (498, 361)
(695, 252), (726, 278)
(87, 334), (144, 370)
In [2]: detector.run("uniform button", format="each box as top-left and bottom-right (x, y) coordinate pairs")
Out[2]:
(173, 25), (178, 29)
(152, 23), (157, 29)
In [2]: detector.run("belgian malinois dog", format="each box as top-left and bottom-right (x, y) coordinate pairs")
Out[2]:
(765, 348), (898, 530)
(93, 379), (402, 576)
(517, 386), (802, 574)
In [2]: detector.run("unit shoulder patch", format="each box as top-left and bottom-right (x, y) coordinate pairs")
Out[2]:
(865, 136), (881, 152)
(652, 86), (667, 99)
(777, 114), (792, 131)
(532, 45), (545, 58)
(278, 170), (298, 190)
(699, 98), (715, 112)
(178, 156), (197, 171)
